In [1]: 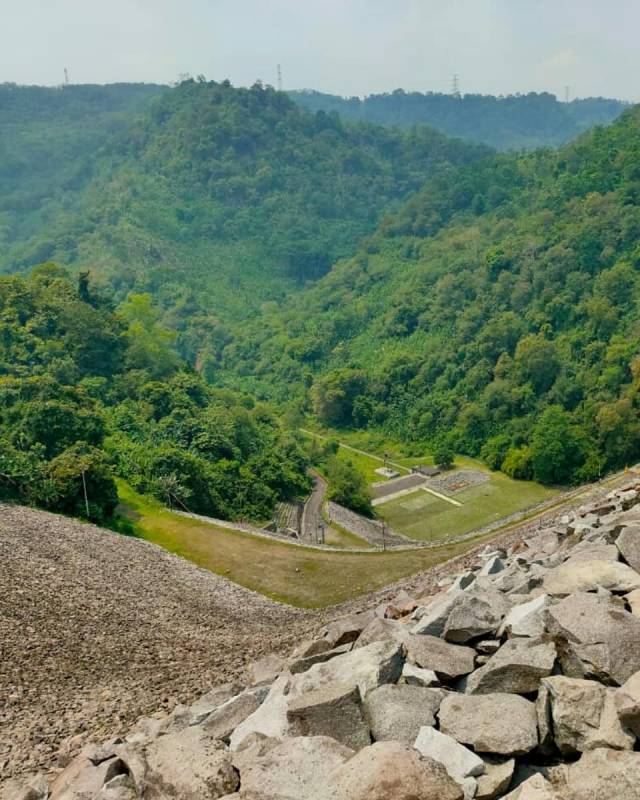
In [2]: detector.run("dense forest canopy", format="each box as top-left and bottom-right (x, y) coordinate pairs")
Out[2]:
(214, 106), (640, 486)
(0, 266), (310, 521)
(0, 79), (489, 338)
(289, 89), (627, 151)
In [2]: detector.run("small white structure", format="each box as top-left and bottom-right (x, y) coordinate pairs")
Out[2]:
(375, 467), (400, 479)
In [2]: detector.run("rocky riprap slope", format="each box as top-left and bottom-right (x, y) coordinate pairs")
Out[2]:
(0, 505), (323, 787)
(7, 481), (640, 800)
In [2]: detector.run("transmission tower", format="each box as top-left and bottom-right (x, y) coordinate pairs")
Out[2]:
(277, 64), (283, 92)
(64, 67), (69, 85)
(451, 73), (460, 98)
(564, 85), (570, 103)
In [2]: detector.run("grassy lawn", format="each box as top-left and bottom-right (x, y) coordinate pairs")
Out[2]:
(377, 471), (558, 542)
(117, 481), (497, 608)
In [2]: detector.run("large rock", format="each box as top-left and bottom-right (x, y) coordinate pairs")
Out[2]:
(244, 654), (286, 685)
(312, 741), (463, 800)
(616, 527), (640, 573)
(286, 682), (370, 750)
(414, 726), (485, 796)
(412, 592), (463, 637)
(229, 674), (293, 748)
(292, 639), (404, 699)
(564, 747), (640, 800)
(476, 758), (516, 800)
(546, 592), (640, 684)
(400, 661), (439, 686)
(614, 670), (640, 734)
(542, 676), (634, 754)
(231, 734), (354, 800)
(202, 689), (266, 741)
(321, 610), (375, 648)
(144, 726), (238, 799)
(443, 586), (511, 643)
(363, 684), (443, 743)
(49, 757), (125, 800)
(356, 618), (474, 679)
(542, 559), (640, 596)
(439, 693), (538, 755)
(501, 774), (558, 799)
(466, 637), (556, 695)
(499, 595), (552, 638)
(289, 643), (352, 675)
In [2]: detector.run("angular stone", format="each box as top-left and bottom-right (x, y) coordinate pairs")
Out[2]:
(49, 756), (126, 800)
(293, 639), (404, 700)
(400, 662), (439, 686)
(614, 670), (640, 734)
(439, 693), (538, 755)
(289, 643), (351, 675)
(564, 748), (640, 800)
(501, 774), (558, 799)
(466, 637), (556, 695)
(414, 727), (485, 789)
(385, 589), (417, 619)
(616, 526), (640, 573)
(232, 734), (354, 800)
(244, 654), (286, 685)
(321, 610), (375, 648)
(144, 726), (238, 798)
(5, 774), (49, 800)
(356, 618), (475, 679)
(229, 674), (293, 749)
(313, 741), (464, 800)
(444, 586), (511, 643)
(499, 595), (551, 638)
(287, 682), (370, 750)
(476, 758), (516, 800)
(202, 689), (266, 741)
(412, 591), (463, 637)
(625, 587), (640, 616)
(535, 684), (554, 755)
(363, 684), (443, 743)
(479, 556), (505, 576)
(547, 592), (640, 684)
(542, 559), (640, 596)
(566, 544), (620, 564)
(542, 676), (634, 754)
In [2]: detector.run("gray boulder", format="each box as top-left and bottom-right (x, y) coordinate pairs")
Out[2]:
(616, 526), (640, 573)
(564, 747), (640, 800)
(439, 693), (538, 755)
(546, 592), (640, 684)
(466, 637), (556, 695)
(321, 610), (375, 648)
(476, 758), (516, 800)
(287, 682), (370, 749)
(443, 586), (511, 643)
(499, 595), (551, 638)
(414, 726), (485, 797)
(412, 591), (463, 637)
(542, 559), (640, 596)
(501, 774), (558, 799)
(144, 726), (238, 799)
(400, 661), (439, 686)
(542, 676), (634, 754)
(232, 734), (354, 800)
(614, 669), (640, 734)
(363, 684), (444, 743)
(289, 643), (352, 675)
(202, 688), (268, 742)
(312, 741), (463, 800)
(244, 654), (286, 685)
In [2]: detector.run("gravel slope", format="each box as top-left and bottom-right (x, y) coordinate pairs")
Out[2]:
(0, 505), (322, 782)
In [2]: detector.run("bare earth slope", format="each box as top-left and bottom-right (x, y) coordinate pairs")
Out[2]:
(0, 504), (320, 782)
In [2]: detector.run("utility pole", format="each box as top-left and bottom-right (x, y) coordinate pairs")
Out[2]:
(81, 470), (90, 518)
(564, 85), (570, 103)
(381, 521), (387, 552)
(277, 64), (283, 92)
(64, 67), (69, 85)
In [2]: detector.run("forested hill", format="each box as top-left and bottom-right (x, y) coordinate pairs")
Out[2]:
(0, 83), (167, 243)
(0, 79), (489, 328)
(216, 106), (640, 485)
(289, 89), (627, 151)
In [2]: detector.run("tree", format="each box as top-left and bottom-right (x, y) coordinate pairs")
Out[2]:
(530, 406), (585, 484)
(326, 457), (372, 517)
(47, 444), (118, 522)
(118, 294), (179, 379)
(311, 369), (367, 427)
(432, 441), (454, 469)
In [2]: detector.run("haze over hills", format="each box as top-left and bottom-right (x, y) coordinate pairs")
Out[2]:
(216, 106), (640, 486)
(0, 80), (488, 329)
(289, 89), (627, 151)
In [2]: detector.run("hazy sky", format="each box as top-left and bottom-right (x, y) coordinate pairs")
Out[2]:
(2, 0), (638, 100)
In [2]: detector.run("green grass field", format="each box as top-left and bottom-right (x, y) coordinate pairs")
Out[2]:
(301, 427), (559, 542)
(117, 481), (502, 608)
(377, 471), (558, 542)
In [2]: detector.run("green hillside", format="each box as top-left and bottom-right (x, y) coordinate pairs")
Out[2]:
(0, 80), (489, 339)
(290, 89), (627, 151)
(216, 107), (640, 485)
